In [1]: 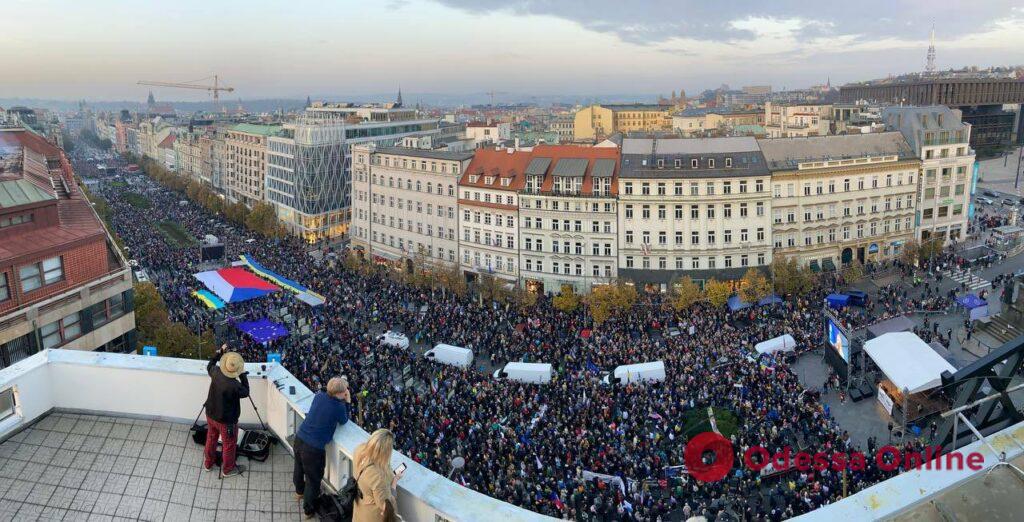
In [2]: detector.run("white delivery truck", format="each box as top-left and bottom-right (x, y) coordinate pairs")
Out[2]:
(493, 362), (553, 384)
(377, 331), (410, 349)
(424, 343), (474, 368)
(602, 361), (666, 385)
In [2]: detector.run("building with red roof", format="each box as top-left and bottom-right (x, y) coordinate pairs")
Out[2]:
(0, 129), (135, 369)
(458, 147), (531, 282)
(518, 145), (620, 293)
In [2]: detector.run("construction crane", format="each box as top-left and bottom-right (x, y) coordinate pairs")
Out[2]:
(137, 75), (235, 107)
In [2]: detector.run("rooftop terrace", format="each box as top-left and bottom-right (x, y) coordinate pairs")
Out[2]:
(0, 411), (303, 521)
(0, 350), (551, 521)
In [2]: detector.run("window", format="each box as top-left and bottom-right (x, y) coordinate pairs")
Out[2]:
(93, 293), (125, 327)
(0, 388), (15, 424)
(19, 257), (63, 292)
(725, 158), (733, 168)
(0, 273), (8, 301)
(0, 213), (33, 228)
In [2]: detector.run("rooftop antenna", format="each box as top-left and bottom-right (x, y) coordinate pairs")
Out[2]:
(926, 23), (936, 74)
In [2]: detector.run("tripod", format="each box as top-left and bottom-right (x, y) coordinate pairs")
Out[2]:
(189, 393), (269, 437)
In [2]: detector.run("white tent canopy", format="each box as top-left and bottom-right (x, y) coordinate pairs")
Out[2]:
(864, 332), (956, 394)
(755, 334), (797, 354)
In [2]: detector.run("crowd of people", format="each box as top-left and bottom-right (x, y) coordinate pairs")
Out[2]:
(78, 149), (939, 521)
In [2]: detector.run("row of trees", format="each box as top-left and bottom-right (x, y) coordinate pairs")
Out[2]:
(134, 282), (215, 359)
(136, 156), (288, 239)
(79, 128), (112, 150)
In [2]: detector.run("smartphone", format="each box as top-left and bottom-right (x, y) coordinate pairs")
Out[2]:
(394, 463), (407, 475)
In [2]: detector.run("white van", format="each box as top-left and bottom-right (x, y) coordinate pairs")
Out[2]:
(424, 343), (473, 368)
(377, 331), (410, 349)
(493, 362), (553, 384)
(602, 361), (666, 385)
(754, 334), (797, 355)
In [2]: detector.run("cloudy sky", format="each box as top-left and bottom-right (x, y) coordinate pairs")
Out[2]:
(3, 0), (1023, 102)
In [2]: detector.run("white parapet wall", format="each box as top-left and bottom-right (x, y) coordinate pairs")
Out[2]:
(0, 349), (552, 522)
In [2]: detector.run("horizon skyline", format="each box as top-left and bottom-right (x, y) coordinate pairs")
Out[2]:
(5, 1), (1024, 102)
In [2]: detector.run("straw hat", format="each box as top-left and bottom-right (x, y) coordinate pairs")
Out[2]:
(220, 351), (245, 379)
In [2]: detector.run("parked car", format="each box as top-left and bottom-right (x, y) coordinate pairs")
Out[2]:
(976, 197), (994, 205)
(984, 190), (997, 197)
(1003, 198), (1015, 206)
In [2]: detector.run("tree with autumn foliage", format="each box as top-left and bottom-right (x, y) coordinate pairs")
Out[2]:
(704, 278), (733, 308)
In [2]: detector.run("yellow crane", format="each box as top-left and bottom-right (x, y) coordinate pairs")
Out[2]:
(137, 75), (235, 107)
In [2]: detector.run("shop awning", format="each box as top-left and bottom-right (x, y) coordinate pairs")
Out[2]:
(822, 258), (836, 271)
(864, 332), (956, 394)
(809, 260), (821, 272)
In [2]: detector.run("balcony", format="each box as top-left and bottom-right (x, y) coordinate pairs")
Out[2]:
(0, 350), (549, 521)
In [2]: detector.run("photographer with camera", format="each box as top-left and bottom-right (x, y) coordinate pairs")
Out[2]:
(293, 376), (352, 518)
(203, 344), (250, 478)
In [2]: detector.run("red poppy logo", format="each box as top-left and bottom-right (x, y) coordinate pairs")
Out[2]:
(684, 432), (734, 482)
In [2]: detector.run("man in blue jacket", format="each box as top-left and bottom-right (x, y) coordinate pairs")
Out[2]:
(294, 376), (351, 517)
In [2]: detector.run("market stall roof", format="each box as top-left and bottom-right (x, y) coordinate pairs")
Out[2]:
(864, 332), (956, 394)
(865, 315), (915, 339)
(826, 293), (849, 309)
(727, 295), (752, 311)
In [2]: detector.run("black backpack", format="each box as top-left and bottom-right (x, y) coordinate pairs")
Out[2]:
(189, 424), (277, 462)
(317, 465), (367, 521)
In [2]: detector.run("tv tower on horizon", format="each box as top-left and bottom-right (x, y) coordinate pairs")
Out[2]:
(926, 23), (936, 73)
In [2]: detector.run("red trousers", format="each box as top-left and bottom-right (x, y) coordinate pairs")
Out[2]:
(203, 416), (238, 473)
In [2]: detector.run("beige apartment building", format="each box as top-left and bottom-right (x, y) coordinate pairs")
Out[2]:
(225, 123), (282, 207)
(350, 145), (472, 267)
(617, 137), (774, 291)
(173, 130), (202, 181)
(760, 133), (921, 270)
(764, 102), (832, 138)
(573, 104), (671, 141)
(883, 106), (975, 244)
(458, 148), (530, 282)
(671, 108), (763, 137)
(199, 128), (228, 193)
(518, 145), (619, 294)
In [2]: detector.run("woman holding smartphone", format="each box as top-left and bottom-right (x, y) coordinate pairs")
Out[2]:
(353, 429), (404, 522)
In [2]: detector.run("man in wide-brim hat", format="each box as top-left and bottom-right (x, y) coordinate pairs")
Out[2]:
(204, 344), (250, 478)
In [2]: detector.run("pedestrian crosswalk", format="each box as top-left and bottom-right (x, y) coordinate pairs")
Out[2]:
(944, 268), (991, 291)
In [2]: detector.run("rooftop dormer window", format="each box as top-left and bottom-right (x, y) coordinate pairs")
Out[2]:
(691, 158), (698, 168)
(484, 176), (494, 185)
(725, 157), (732, 168)
(708, 158), (715, 168)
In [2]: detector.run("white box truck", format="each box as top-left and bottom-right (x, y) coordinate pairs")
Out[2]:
(602, 361), (666, 385)
(493, 362), (553, 384)
(424, 344), (473, 368)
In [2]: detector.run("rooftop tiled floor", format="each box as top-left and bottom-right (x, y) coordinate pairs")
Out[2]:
(0, 412), (308, 521)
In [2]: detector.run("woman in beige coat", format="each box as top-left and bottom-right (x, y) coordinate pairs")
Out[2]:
(353, 429), (402, 522)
